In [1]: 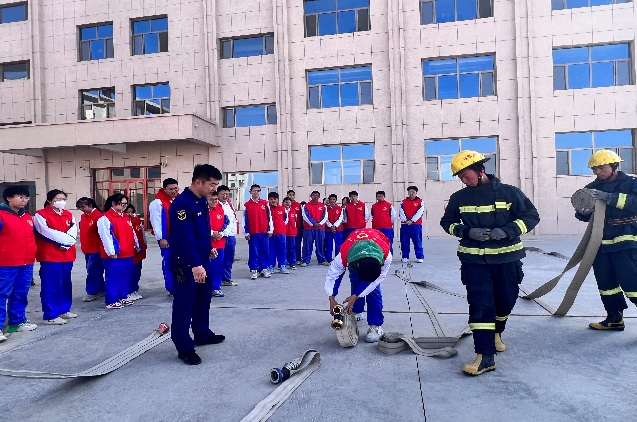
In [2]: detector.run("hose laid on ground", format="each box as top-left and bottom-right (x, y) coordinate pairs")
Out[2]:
(0, 323), (171, 379)
(242, 350), (321, 422)
(331, 304), (359, 348)
(521, 189), (606, 316)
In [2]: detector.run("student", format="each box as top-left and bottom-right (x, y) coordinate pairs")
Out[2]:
(98, 194), (139, 309)
(301, 191), (328, 266)
(125, 204), (146, 301)
(268, 192), (289, 274)
(149, 178), (180, 294)
(400, 186), (425, 263)
(371, 191), (396, 255)
(33, 189), (78, 325)
(207, 191), (229, 297)
(217, 185), (239, 287)
(244, 184), (272, 279)
(341, 197), (350, 235)
(324, 194), (344, 262)
(343, 191), (369, 239)
(287, 190), (303, 266)
(76, 197), (105, 302)
(0, 186), (37, 341)
(283, 197), (298, 270)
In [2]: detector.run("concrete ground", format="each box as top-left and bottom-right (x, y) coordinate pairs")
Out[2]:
(1, 235), (636, 422)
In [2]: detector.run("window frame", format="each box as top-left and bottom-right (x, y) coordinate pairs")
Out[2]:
(219, 34), (275, 59)
(553, 43), (632, 90)
(222, 104), (277, 128)
(80, 87), (116, 120)
(422, 55), (496, 100)
(309, 144), (375, 185)
(0, 60), (29, 82)
(551, 0), (631, 11)
(132, 83), (171, 116)
(223, 172), (279, 210)
(303, 0), (371, 38)
(131, 16), (169, 56)
(306, 65), (373, 109)
(0, 2), (28, 24)
(420, 0), (494, 25)
(425, 136), (498, 181)
(555, 130), (635, 176)
(78, 22), (114, 62)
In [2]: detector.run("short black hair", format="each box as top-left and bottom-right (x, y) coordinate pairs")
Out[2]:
(44, 189), (67, 208)
(287, 189), (295, 195)
(3, 186), (30, 203)
(311, 190), (320, 196)
(349, 191), (358, 196)
(407, 186), (418, 192)
(376, 191), (385, 196)
(283, 196), (292, 202)
(192, 164), (222, 183)
(76, 197), (99, 210)
(216, 184), (230, 193)
(163, 178), (178, 188)
(251, 184), (261, 191)
(351, 257), (382, 282)
(268, 192), (279, 199)
(125, 204), (137, 213)
(300, 201), (306, 205)
(466, 163), (486, 175)
(104, 193), (128, 212)
(328, 194), (338, 200)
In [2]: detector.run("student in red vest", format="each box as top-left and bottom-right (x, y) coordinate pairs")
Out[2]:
(343, 191), (369, 239)
(287, 190), (303, 266)
(267, 192), (289, 274)
(244, 184), (272, 280)
(98, 194), (139, 309)
(371, 191), (396, 255)
(399, 186), (425, 263)
(325, 228), (392, 343)
(33, 189), (78, 325)
(301, 191), (328, 266)
(76, 197), (105, 302)
(207, 191), (229, 297)
(125, 204), (146, 301)
(0, 186), (38, 341)
(217, 185), (239, 287)
(283, 196), (298, 270)
(324, 194), (344, 262)
(149, 178), (179, 294)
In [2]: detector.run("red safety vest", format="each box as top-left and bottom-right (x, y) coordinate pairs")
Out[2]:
(35, 207), (77, 263)
(154, 188), (174, 235)
(131, 215), (147, 264)
(244, 199), (270, 234)
(371, 201), (393, 229)
(270, 205), (287, 235)
(79, 209), (103, 254)
(303, 201), (326, 230)
(402, 197), (424, 225)
(339, 228), (390, 267)
(0, 208), (36, 266)
(100, 209), (135, 259)
(286, 208), (298, 236)
(291, 201), (302, 229)
(345, 202), (367, 229)
(325, 205), (344, 232)
(209, 204), (227, 249)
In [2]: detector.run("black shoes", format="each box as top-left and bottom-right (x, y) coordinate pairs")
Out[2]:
(589, 311), (625, 331)
(195, 334), (226, 346)
(178, 350), (202, 365)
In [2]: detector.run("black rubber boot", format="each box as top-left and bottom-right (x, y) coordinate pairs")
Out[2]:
(462, 354), (496, 376)
(589, 311), (624, 331)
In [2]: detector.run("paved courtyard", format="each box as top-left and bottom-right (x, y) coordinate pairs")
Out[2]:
(1, 235), (636, 422)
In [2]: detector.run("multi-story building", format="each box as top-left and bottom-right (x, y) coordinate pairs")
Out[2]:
(0, 0), (635, 235)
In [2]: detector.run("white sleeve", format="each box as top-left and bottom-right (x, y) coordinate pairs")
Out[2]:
(132, 227), (140, 249)
(333, 210), (344, 228)
(364, 204), (370, 222)
(221, 206), (235, 237)
(97, 216), (116, 256)
(325, 254), (347, 297)
(149, 199), (164, 240)
(358, 254), (392, 298)
(268, 206), (274, 234)
(390, 205), (397, 223)
(302, 205), (313, 226)
(67, 215), (78, 241)
(33, 213), (76, 246)
(318, 206), (328, 225)
(412, 202), (425, 222)
(399, 202), (407, 222)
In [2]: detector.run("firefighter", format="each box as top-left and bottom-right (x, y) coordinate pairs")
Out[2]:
(573, 150), (637, 331)
(440, 150), (540, 376)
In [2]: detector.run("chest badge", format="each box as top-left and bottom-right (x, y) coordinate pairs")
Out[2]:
(27, 220), (34, 226)
(197, 212), (202, 216)
(356, 232), (369, 239)
(177, 210), (187, 221)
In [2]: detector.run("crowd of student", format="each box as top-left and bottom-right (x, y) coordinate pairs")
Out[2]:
(0, 180), (425, 344)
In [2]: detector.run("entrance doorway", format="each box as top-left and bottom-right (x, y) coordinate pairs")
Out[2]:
(93, 167), (162, 229)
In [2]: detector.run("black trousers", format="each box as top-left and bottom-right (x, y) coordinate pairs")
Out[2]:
(593, 249), (637, 314)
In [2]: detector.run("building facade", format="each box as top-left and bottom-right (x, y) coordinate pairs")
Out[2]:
(0, 0), (635, 235)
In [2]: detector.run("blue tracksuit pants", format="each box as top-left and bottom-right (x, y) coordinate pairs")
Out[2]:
(269, 234), (287, 268)
(302, 229), (326, 264)
(376, 228), (394, 256)
(248, 233), (270, 271)
(207, 248), (225, 290)
(40, 261), (73, 320)
(333, 269), (383, 326)
(130, 261), (142, 294)
(84, 252), (105, 295)
(296, 228), (303, 264)
(400, 224), (424, 260)
(324, 230), (344, 261)
(0, 264), (33, 327)
(222, 236), (236, 281)
(286, 236), (296, 266)
(103, 257), (133, 305)
(160, 244), (175, 293)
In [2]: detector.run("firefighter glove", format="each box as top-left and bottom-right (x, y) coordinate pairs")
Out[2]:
(489, 228), (507, 240)
(587, 189), (610, 203)
(468, 228), (491, 241)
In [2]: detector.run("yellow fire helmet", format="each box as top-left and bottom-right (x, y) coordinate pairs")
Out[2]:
(588, 149), (622, 168)
(451, 150), (491, 176)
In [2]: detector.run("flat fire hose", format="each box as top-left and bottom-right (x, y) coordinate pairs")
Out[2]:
(377, 282), (470, 357)
(241, 350), (320, 422)
(0, 323), (171, 379)
(332, 307), (359, 348)
(521, 189), (606, 316)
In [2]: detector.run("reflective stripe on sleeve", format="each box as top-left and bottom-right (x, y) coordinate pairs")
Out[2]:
(448, 223), (459, 236)
(514, 219), (528, 235)
(495, 315), (509, 322)
(459, 202), (512, 214)
(457, 242), (524, 256)
(469, 323), (496, 331)
(624, 291), (637, 298)
(599, 287), (623, 296)
(601, 235), (637, 245)
(617, 193), (627, 210)
(495, 202), (512, 210)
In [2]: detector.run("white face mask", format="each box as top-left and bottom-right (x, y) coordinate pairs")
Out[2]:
(53, 200), (67, 210)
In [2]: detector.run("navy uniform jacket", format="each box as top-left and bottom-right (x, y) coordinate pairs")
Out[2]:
(168, 187), (211, 269)
(440, 175), (540, 265)
(576, 171), (637, 254)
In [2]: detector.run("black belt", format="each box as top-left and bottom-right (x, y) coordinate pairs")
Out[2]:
(605, 216), (637, 227)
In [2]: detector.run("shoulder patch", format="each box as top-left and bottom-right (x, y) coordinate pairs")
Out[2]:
(177, 210), (187, 221)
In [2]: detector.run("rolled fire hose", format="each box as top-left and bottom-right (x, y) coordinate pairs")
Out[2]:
(521, 189), (606, 316)
(242, 350), (320, 422)
(331, 304), (359, 348)
(0, 323), (172, 379)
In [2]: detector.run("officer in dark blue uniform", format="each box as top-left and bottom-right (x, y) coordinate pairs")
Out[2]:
(169, 164), (225, 365)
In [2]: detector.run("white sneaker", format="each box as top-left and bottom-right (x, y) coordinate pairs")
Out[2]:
(132, 291), (143, 300)
(59, 312), (77, 319)
(222, 280), (238, 286)
(212, 289), (225, 297)
(82, 293), (103, 302)
(43, 317), (66, 325)
(355, 312), (365, 321)
(300, 263), (307, 267)
(416, 259), (424, 263)
(250, 270), (258, 280)
(11, 321), (37, 332)
(0, 332), (6, 342)
(365, 325), (384, 343)
(401, 258), (408, 263)
(261, 269), (271, 278)
(106, 302), (124, 309)
(281, 266), (290, 274)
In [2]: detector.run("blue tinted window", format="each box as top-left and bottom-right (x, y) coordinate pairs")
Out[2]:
(424, 59), (456, 75)
(135, 86), (152, 100)
(340, 66), (372, 82)
(305, 0), (370, 37)
(556, 130), (635, 176)
(424, 55), (494, 100)
(98, 24), (113, 38)
(133, 18), (168, 55)
(571, 149), (593, 175)
(438, 75), (458, 99)
(305, 0), (337, 13)
(233, 37), (265, 58)
(459, 73), (480, 98)
(595, 130), (633, 147)
(591, 44), (629, 61)
(553, 43), (632, 90)
(426, 139), (459, 155)
(318, 12), (337, 36)
(553, 47), (588, 65)
(80, 24), (113, 61)
(308, 66), (373, 108)
(338, 10), (356, 33)
(426, 137), (497, 181)
(339, 0), (369, 8)
(462, 137), (497, 153)
(456, 0), (477, 21)
(436, 0), (455, 23)
(311, 146), (341, 160)
(134, 84), (170, 116)
(340, 83), (359, 107)
(308, 69), (339, 85)
(459, 55), (493, 72)
(343, 160), (361, 183)
(567, 0), (589, 6)
(310, 144), (374, 184)
(592, 62), (615, 87)
(343, 144), (374, 159)
(253, 171), (279, 187)
(568, 64), (590, 89)
(81, 27), (98, 40)
(236, 106), (267, 127)
(2, 62), (29, 80)
(153, 84), (170, 98)
(555, 132), (593, 149)
(152, 17), (168, 32)
(321, 85), (340, 107)
(324, 161), (342, 184)
(1, 4), (27, 23)
(133, 20), (151, 34)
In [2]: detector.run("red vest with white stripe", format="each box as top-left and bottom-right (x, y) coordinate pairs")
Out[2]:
(340, 228), (390, 266)
(35, 207), (77, 263)
(80, 209), (103, 254)
(0, 209), (36, 266)
(291, 201), (302, 229)
(286, 209), (298, 236)
(100, 209), (135, 259)
(244, 199), (270, 234)
(303, 201), (326, 230)
(371, 201), (393, 229)
(325, 205), (344, 232)
(209, 204), (227, 249)
(345, 202), (366, 229)
(131, 215), (147, 264)
(270, 205), (287, 235)
(402, 197), (424, 225)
